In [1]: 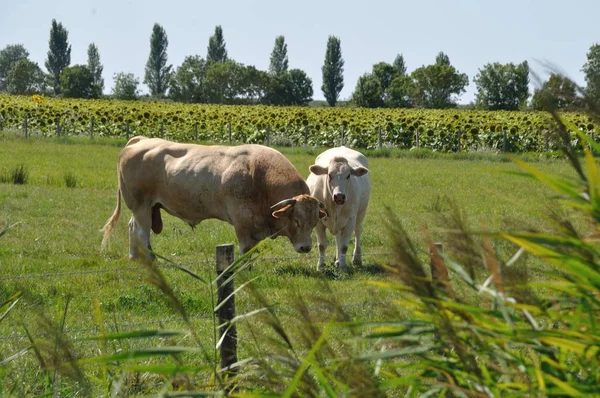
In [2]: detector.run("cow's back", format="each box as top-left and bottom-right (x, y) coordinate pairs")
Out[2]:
(117, 138), (309, 224)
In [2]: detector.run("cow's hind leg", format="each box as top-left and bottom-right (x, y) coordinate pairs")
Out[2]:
(128, 207), (155, 262)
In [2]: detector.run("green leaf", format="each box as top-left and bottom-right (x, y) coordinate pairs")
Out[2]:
(79, 346), (203, 364)
(82, 329), (185, 341)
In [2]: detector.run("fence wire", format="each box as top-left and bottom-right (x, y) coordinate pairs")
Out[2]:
(0, 299), (387, 342)
(0, 252), (393, 282)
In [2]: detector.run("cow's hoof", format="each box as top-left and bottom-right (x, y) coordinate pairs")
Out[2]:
(317, 263), (326, 272)
(352, 256), (362, 266)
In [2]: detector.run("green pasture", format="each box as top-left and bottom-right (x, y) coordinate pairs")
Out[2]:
(0, 133), (583, 394)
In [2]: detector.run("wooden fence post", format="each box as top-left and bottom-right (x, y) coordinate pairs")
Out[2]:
(304, 125), (309, 146)
(266, 125), (270, 147)
(416, 129), (420, 149)
(341, 124), (345, 146)
(377, 126), (382, 149)
(56, 116), (61, 138)
(160, 121), (165, 138)
(228, 123), (232, 144)
(503, 130), (508, 152)
(457, 129), (461, 152)
(126, 121), (130, 141)
(194, 122), (198, 141)
(90, 117), (94, 139)
(544, 130), (549, 152)
(23, 115), (28, 139)
(215, 244), (238, 377)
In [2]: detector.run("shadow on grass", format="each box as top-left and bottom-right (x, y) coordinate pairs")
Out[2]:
(273, 261), (385, 279)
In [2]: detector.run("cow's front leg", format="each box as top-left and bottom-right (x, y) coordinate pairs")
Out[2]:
(315, 222), (328, 270)
(334, 219), (355, 271)
(352, 212), (366, 266)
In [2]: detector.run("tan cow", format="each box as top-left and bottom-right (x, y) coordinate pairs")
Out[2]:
(306, 146), (371, 271)
(101, 136), (328, 260)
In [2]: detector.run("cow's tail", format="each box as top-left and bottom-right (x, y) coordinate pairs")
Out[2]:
(101, 185), (122, 250)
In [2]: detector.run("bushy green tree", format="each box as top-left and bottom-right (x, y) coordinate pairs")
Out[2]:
(288, 69), (313, 106)
(169, 55), (207, 103)
(239, 65), (269, 104)
(204, 60), (242, 103)
(87, 43), (104, 94)
(112, 72), (140, 100)
(386, 74), (414, 108)
(269, 36), (289, 75)
(265, 69), (313, 106)
(207, 25), (228, 63)
(531, 73), (579, 110)
(474, 61), (529, 110)
(45, 19), (71, 95)
(59, 65), (99, 98)
(411, 53), (468, 108)
(0, 44), (29, 92)
(582, 43), (600, 104)
(351, 74), (384, 108)
(6, 59), (46, 95)
(321, 35), (344, 107)
(144, 23), (172, 98)
(352, 55), (411, 108)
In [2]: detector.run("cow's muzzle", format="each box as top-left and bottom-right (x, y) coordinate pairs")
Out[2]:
(333, 193), (346, 205)
(295, 245), (312, 253)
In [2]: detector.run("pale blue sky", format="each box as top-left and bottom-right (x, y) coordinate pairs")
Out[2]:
(1, 0), (598, 103)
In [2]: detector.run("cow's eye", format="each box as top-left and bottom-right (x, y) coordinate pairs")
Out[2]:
(295, 220), (301, 228)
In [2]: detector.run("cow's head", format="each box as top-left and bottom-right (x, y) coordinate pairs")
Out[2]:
(309, 156), (369, 205)
(270, 194), (328, 253)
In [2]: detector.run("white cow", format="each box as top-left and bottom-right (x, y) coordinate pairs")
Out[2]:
(306, 146), (371, 271)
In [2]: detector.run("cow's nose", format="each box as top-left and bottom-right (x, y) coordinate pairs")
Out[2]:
(299, 245), (311, 253)
(333, 193), (346, 204)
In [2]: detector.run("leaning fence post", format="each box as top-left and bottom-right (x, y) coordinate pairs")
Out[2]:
(215, 244), (238, 378)
(90, 116), (94, 139)
(377, 126), (382, 149)
(56, 115), (61, 138)
(23, 114), (28, 139)
(304, 125), (309, 146)
(194, 122), (198, 141)
(266, 125), (270, 147)
(228, 123), (232, 144)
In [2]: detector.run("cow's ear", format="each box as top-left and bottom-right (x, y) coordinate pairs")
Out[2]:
(272, 204), (293, 219)
(351, 166), (369, 177)
(309, 165), (328, 175)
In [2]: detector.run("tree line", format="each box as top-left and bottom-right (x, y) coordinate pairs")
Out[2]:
(0, 19), (598, 111)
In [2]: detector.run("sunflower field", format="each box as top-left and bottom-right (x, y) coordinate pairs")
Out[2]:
(1, 94), (597, 152)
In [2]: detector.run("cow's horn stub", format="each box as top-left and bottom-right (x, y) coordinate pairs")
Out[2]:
(270, 198), (297, 211)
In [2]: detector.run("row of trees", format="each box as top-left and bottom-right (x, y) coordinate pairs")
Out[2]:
(0, 21), (334, 107)
(1, 19), (599, 110)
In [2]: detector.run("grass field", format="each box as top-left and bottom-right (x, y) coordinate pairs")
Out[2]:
(0, 132), (585, 394)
